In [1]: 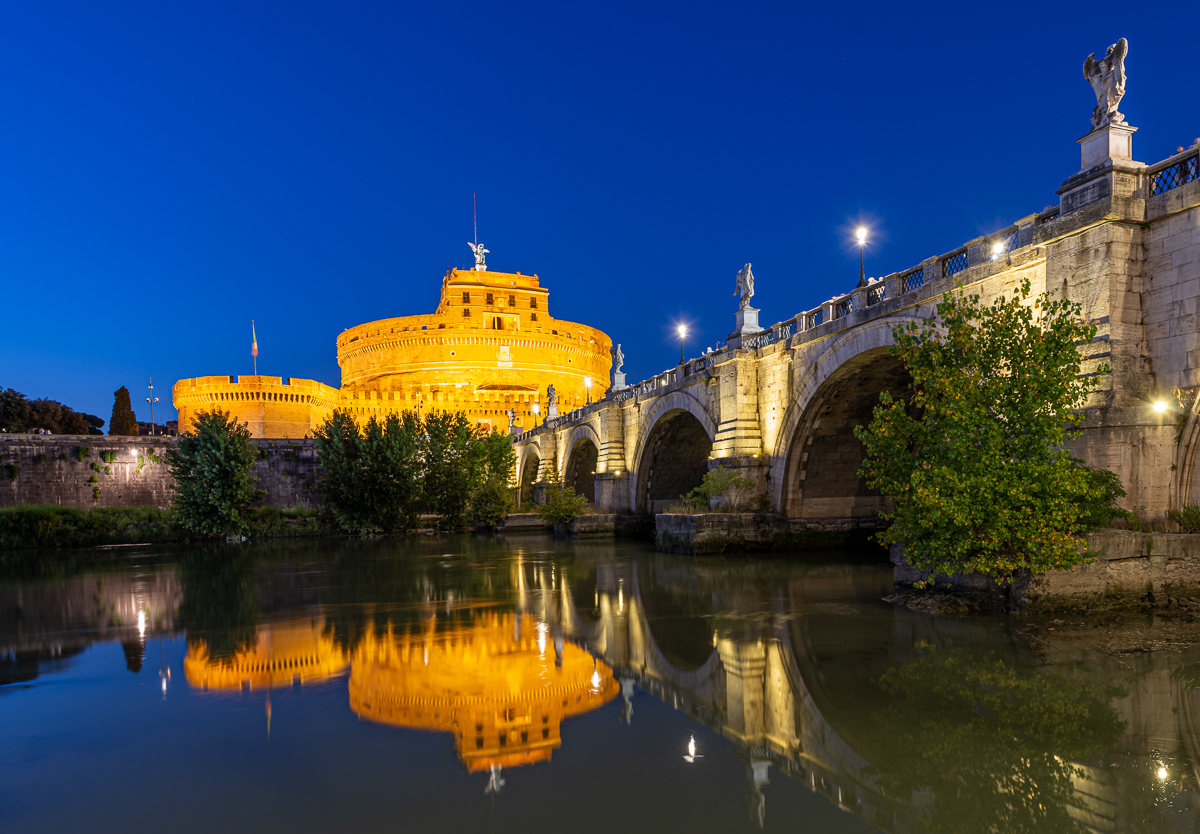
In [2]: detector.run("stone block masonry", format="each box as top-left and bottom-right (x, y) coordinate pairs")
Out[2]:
(0, 434), (322, 510)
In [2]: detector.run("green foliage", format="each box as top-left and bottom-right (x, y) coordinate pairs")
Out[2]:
(136, 454), (146, 473)
(682, 466), (756, 511)
(313, 410), (422, 532)
(86, 475), (98, 486)
(108, 386), (138, 436)
(89, 461), (102, 473)
(855, 279), (1117, 585)
(0, 505), (180, 551)
(0, 387), (100, 434)
(467, 429), (517, 527)
(420, 409), (485, 527)
(1170, 503), (1200, 533)
(35, 454), (45, 464)
(871, 644), (1123, 832)
(468, 478), (513, 527)
(3, 464), (17, 481)
(75, 446), (91, 462)
(536, 466), (589, 528)
(102, 465), (110, 475)
(92, 486), (101, 500)
(100, 451), (117, 463)
(166, 409), (265, 537)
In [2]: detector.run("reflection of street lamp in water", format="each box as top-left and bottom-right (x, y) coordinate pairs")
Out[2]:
(485, 765), (505, 795)
(684, 734), (703, 763)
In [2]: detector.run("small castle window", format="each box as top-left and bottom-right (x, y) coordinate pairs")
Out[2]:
(531, 313), (538, 322)
(462, 291), (470, 303)
(486, 292), (494, 304)
(530, 298), (538, 310)
(508, 294), (515, 306)
(462, 308), (470, 317)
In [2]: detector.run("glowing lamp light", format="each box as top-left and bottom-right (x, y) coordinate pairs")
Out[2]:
(677, 324), (688, 338)
(856, 227), (867, 244)
(1154, 400), (1169, 413)
(992, 241), (1005, 255)
(1158, 766), (1169, 780)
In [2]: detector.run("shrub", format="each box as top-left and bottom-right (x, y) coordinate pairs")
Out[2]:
(87, 475), (99, 486)
(468, 478), (513, 528)
(536, 466), (589, 531)
(682, 467), (756, 511)
(166, 409), (264, 536)
(100, 451), (117, 463)
(75, 446), (91, 462)
(1170, 504), (1200, 533)
(89, 462), (102, 473)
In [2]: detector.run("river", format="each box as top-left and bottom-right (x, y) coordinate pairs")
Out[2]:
(1, 534), (1197, 832)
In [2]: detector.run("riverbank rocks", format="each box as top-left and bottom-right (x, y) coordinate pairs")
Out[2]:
(890, 530), (1200, 615)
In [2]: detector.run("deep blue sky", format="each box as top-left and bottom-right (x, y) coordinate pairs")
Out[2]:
(1, 2), (1194, 425)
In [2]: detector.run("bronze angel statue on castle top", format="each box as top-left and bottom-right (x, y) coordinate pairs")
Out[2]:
(1083, 38), (1128, 129)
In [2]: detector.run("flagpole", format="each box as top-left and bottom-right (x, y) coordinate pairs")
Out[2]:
(252, 320), (258, 376)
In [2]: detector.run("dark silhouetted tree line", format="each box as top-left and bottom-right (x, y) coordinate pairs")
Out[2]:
(0, 387), (104, 435)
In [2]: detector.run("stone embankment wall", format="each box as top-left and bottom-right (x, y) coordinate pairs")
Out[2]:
(654, 512), (882, 553)
(892, 530), (1200, 607)
(0, 434), (321, 509)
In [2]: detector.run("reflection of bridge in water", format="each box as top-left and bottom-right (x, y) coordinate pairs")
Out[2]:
(510, 549), (1200, 833)
(511, 553), (917, 831)
(10, 544), (1200, 831)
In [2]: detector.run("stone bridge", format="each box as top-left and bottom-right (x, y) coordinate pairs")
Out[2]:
(514, 119), (1200, 525)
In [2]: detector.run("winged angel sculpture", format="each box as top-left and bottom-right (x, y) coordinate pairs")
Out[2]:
(1083, 38), (1128, 130)
(468, 241), (489, 270)
(733, 263), (755, 311)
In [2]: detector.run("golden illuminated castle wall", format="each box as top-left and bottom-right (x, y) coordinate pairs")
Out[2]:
(336, 268), (612, 432)
(184, 620), (348, 690)
(172, 376), (340, 439)
(349, 613), (618, 772)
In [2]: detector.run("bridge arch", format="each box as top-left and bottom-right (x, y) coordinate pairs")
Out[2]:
(517, 442), (543, 508)
(771, 320), (918, 520)
(631, 391), (716, 513)
(562, 423), (601, 505)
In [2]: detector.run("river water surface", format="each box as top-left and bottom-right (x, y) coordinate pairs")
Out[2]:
(2, 535), (1198, 832)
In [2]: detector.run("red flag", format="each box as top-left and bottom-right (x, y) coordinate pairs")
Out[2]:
(251, 321), (258, 358)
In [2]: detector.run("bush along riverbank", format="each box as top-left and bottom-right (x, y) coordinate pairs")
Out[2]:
(0, 504), (331, 551)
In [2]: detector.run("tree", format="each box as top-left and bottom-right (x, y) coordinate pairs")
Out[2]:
(420, 409), (484, 527)
(109, 386), (138, 436)
(166, 409), (264, 536)
(467, 429), (517, 527)
(0, 387), (99, 435)
(314, 410), (422, 532)
(854, 279), (1123, 586)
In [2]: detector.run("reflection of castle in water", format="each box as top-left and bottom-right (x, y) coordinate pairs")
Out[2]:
(183, 620), (348, 691)
(9, 545), (1200, 831)
(179, 608), (618, 774)
(349, 612), (618, 773)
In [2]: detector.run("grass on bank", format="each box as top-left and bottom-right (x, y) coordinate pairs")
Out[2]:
(0, 504), (330, 551)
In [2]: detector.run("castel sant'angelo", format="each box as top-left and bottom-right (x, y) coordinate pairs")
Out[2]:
(172, 245), (613, 436)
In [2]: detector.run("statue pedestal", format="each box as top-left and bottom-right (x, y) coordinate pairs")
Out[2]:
(1078, 122), (1137, 170)
(547, 405), (557, 420)
(727, 307), (765, 349)
(610, 372), (627, 391)
(1058, 122), (1143, 215)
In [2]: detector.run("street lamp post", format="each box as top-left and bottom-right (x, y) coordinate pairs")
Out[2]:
(677, 324), (688, 365)
(531, 402), (541, 428)
(584, 377), (592, 405)
(146, 378), (159, 437)
(856, 227), (868, 288)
